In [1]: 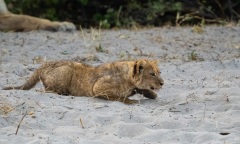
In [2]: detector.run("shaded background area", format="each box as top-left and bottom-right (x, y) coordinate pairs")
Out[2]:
(4, 0), (240, 28)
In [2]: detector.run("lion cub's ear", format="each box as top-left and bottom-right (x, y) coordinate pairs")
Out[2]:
(150, 60), (159, 65)
(134, 59), (147, 75)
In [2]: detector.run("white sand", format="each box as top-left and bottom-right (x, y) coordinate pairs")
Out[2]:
(0, 26), (240, 144)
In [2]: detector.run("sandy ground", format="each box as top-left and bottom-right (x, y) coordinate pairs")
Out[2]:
(0, 26), (240, 144)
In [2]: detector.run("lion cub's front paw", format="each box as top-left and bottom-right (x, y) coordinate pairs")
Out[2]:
(142, 90), (157, 99)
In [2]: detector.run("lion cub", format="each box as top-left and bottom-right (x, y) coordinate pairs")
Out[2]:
(3, 59), (164, 104)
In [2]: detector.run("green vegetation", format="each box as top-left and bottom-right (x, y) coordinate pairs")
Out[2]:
(188, 50), (204, 61)
(5, 0), (240, 28)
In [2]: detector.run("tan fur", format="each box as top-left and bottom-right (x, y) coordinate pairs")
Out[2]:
(3, 59), (164, 104)
(0, 0), (75, 32)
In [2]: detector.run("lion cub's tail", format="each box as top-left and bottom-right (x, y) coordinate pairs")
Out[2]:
(2, 69), (41, 90)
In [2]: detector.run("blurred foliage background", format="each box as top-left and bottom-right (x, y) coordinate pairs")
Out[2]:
(5, 0), (240, 28)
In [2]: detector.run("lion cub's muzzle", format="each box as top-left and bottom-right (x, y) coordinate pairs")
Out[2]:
(151, 77), (164, 90)
(142, 78), (163, 99)
(159, 77), (164, 86)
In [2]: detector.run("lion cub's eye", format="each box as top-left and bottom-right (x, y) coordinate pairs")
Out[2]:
(150, 73), (156, 77)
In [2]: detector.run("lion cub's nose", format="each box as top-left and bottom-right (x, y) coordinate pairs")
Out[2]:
(160, 79), (164, 86)
(160, 82), (164, 86)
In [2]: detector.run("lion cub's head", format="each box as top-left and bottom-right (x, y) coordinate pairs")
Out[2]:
(133, 59), (164, 92)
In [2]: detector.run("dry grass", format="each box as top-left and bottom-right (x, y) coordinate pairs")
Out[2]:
(0, 101), (14, 115)
(32, 56), (46, 64)
(192, 25), (204, 33)
(0, 49), (9, 63)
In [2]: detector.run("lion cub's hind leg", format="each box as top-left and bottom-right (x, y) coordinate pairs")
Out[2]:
(93, 76), (137, 104)
(41, 66), (73, 95)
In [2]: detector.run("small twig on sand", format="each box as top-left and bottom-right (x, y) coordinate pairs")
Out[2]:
(202, 101), (206, 121)
(15, 112), (27, 135)
(129, 106), (134, 119)
(21, 38), (25, 47)
(80, 118), (84, 129)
